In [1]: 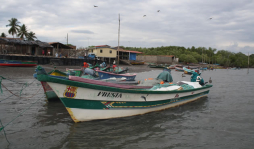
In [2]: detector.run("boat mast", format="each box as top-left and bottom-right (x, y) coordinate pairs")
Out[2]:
(117, 14), (120, 65)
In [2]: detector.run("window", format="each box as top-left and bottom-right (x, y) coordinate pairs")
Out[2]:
(110, 50), (112, 54)
(100, 49), (103, 53)
(92, 49), (93, 52)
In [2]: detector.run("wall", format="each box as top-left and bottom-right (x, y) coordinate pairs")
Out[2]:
(92, 48), (117, 58)
(136, 55), (174, 64)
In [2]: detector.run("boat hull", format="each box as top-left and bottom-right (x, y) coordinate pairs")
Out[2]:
(0, 63), (37, 67)
(96, 70), (136, 81)
(47, 82), (211, 122)
(41, 82), (59, 101)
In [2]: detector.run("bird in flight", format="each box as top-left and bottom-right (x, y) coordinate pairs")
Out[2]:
(143, 15), (146, 17)
(209, 18), (212, 20)
(157, 10), (160, 12)
(94, 5), (98, 7)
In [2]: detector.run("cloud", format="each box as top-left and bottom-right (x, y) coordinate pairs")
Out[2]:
(0, 0), (253, 53)
(71, 30), (94, 34)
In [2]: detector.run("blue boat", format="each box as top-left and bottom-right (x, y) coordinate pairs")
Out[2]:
(95, 70), (136, 81)
(200, 67), (207, 70)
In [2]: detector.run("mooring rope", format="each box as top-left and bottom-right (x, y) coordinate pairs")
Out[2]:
(0, 95), (44, 136)
(0, 75), (44, 144)
(0, 119), (10, 144)
(1, 83), (42, 100)
(0, 76), (37, 94)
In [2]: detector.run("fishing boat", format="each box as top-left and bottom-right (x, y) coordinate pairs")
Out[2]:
(148, 64), (168, 68)
(175, 67), (184, 72)
(130, 60), (145, 65)
(200, 67), (207, 70)
(36, 66), (213, 123)
(95, 69), (136, 81)
(34, 67), (68, 101)
(0, 59), (37, 67)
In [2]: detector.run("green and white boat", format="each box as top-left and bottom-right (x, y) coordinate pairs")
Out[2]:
(36, 66), (213, 123)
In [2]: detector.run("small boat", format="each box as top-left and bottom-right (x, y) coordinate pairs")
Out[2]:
(184, 69), (199, 75)
(35, 66), (213, 123)
(130, 60), (145, 65)
(148, 64), (168, 68)
(175, 67), (184, 72)
(95, 69), (136, 81)
(200, 67), (207, 70)
(0, 59), (37, 67)
(166, 65), (176, 69)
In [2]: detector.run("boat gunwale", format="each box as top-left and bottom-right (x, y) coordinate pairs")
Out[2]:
(37, 74), (213, 94)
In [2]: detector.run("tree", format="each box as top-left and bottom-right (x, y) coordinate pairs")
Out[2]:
(18, 24), (28, 39)
(6, 18), (20, 38)
(27, 31), (37, 41)
(0, 32), (7, 37)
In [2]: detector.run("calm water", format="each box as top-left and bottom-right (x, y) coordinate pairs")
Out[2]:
(0, 68), (254, 149)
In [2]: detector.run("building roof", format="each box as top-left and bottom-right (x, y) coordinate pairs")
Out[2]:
(0, 37), (53, 48)
(48, 42), (73, 49)
(142, 55), (175, 57)
(95, 45), (111, 48)
(117, 48), (143, 54)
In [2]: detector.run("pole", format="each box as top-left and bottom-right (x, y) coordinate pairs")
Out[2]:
(67, 33), (68, 45)
(117, 14), (120, 65)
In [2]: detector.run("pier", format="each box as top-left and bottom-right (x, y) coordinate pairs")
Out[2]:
(0, 54), (99, 66)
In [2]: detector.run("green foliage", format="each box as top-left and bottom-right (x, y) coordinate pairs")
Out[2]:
(6, 18), (20, 38)
(0, 33), (7, 37)
(27, 31), (37, 41)
(121, 45), (253, 68)
(6, 18), (37, 40)
(17, 24), (28, 39)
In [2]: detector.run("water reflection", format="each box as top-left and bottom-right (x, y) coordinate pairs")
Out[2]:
(53, 97), (208, 148)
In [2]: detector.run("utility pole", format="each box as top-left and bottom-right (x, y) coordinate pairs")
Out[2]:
(117, 13), (120, 65)
(67, 33), (68, 45)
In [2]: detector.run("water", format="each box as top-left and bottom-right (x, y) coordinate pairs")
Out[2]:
(0, 68), (254, 149)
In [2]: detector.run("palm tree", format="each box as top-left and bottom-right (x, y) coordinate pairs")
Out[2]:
(18, 24), (28, 40)
(27, 31), (37, 41)
(6, 18), (20, 38)
(1, 32), (7, 37)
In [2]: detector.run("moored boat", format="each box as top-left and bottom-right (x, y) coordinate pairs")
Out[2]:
(36, 66), (213, 123)
(0, 59), (37, 67)
(95, 69), (136, 81)
(175, 67), (184, 72)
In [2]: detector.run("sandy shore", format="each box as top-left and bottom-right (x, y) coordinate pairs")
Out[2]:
(0, 64), (160, 79)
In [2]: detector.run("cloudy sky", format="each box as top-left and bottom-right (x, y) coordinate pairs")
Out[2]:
(1, 0), (254, 54)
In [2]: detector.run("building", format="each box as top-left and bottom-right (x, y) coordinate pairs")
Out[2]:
(48, 42), (74, 57)
(88, 45), (117, 64)
(136, 55), (176, 64)
(0, 37), (53, 56)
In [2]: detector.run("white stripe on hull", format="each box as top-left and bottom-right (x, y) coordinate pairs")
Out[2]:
(68, 94), (207, 122)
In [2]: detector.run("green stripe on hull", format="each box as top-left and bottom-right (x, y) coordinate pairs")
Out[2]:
(60, 90), (209, 109)
(45, 91), (59, 101)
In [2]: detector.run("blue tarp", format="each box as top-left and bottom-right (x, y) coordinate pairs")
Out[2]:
(129, 53), (136, 60)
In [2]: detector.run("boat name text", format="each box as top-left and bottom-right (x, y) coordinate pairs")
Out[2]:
(97, 92), (122, 98)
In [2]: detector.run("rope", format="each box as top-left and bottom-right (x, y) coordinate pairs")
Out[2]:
(0, 119), (10, 144)
(1, 83), (42, 100)
(0, 76), (37, 94)
(0, 94), (15, 103)
(0, 95), (44, 133)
